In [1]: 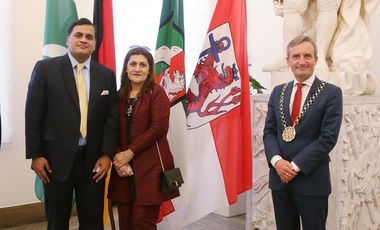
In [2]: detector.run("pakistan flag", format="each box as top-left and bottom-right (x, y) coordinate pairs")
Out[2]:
(42, 0), (78, 59)
(35, 0), (78, 202)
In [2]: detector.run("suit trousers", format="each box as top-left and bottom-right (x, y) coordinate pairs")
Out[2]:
(271, 185), (328, 230)
(43, 147), (105, 230)
(116, 201), (160, 230)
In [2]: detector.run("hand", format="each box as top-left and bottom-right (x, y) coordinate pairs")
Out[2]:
(116, 164), (133, 177)
(274, 159), (297, 183)
(32, 157), (52, 183)
(113, 149), (134, 170)
(92, 155), (112, 183)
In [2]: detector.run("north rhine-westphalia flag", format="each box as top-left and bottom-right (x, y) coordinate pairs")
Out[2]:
(92, 0), (116, 225)
(154, 0), (187, 225)
(35, 0), (78, 202)
(166, 0), (252, 227)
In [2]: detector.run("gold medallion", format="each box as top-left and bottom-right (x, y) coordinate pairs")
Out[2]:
(282, 126), (296, 142)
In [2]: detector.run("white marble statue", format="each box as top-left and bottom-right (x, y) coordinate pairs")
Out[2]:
(264, 0), (379, 95)
(330, 0), (379, 94)
(264, 0), (340, 71)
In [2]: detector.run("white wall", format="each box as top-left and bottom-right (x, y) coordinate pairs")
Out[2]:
(247, 0), (283, 93)
(0, 1), (12, 144)
(0, 0), (45, 208)
(0, 0), (379, 208)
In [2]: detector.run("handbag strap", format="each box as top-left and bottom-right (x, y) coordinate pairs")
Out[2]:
(155, 142), (165, 172)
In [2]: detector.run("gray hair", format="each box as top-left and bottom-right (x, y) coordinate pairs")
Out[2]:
(286, 35), (318, 57)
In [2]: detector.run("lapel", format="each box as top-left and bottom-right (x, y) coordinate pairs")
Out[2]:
(283, 81), (293, 125)
(60, 54), (80, 112)
(88, 61), (100, 118)
(298, 77), (321, 125)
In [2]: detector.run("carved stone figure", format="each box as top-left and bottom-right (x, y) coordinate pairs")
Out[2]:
(264, 0), (380, 95)
(330, 0), (379, 95)
(264, 0), (340, 71)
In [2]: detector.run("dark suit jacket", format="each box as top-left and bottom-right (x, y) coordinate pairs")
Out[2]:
(25, 54), (118, 182)
(263, 77), (343, 196)
(108, 85), (179, 205)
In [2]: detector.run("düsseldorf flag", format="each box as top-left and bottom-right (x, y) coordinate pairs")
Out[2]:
(154, 0), (187, 223)
(161, 0), (252, 227)
(184, 0), (252, 226)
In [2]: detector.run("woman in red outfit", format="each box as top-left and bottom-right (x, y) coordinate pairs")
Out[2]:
(108, 47), (179, 230)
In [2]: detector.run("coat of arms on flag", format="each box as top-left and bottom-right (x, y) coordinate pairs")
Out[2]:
(187, 23), (242, 129)
(158, 0), (251, 227)
(155, 46), (186, 103)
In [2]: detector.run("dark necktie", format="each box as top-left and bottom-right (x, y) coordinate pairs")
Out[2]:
(291, 83), (304, 126)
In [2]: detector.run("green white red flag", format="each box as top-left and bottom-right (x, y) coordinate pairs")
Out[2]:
(154, 0), (187, 224)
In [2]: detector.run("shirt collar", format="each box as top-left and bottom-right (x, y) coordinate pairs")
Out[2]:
(68, 52), (91, 70)
(293, 74), (315, 87)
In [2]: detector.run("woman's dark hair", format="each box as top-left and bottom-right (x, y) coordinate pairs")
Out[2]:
(118, 47), (156, 99)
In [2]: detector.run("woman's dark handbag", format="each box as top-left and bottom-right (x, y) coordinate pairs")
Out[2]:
(161, 168), (184, 192)
(156, 142), (184, 192)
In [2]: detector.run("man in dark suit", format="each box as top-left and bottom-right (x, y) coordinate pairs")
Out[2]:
(263, 35), (343, 230)
(25, 18), (117, 230)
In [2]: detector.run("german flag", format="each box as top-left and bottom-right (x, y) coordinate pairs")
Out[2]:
(92, 0), (116, 72)
(92, 0), (116, 227)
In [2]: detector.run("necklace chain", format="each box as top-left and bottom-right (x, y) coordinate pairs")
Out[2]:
(126, 98), (138, 117)
(279, 81), (326, 128)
